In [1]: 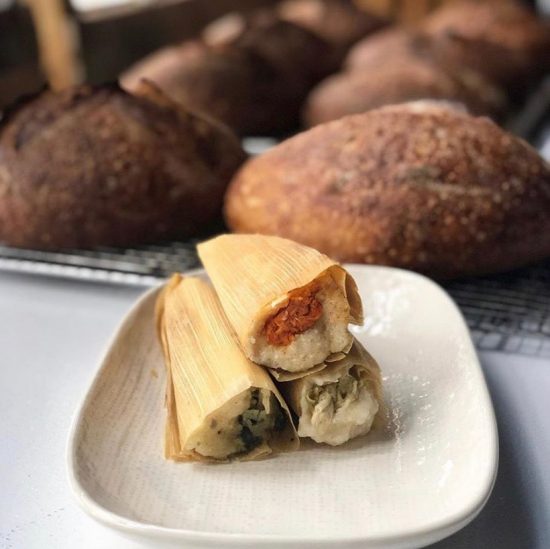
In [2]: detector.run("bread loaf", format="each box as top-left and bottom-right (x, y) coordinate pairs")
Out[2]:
(225, 102), (550, 278)
(121, 42), (258, 135)
(422, 0), (550, 94)
(122, 13), (334, 135)
(347, 1), (549, 99)
(304, 56), (506, 126)
(0, 83), (246, 250)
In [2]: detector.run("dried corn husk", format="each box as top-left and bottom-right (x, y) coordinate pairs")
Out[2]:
(270, 338), (354, 382)
(281, 339), (384, 445)
(156, 274), (298, 462)
(197, 234), (363, 363)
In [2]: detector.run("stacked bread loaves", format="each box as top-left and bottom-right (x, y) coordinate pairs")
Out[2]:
(305, 0), (549, 126)
(0, 82), (246, 250)
(225, 102), (550, 279)
(122, 1), (386, 136)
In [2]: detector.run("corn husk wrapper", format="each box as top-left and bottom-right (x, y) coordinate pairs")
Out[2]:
(197, 234), (363, 364)
(281, 339), (385, 434)
(156, 274), (299, 462)
(270, 338), (354, 382)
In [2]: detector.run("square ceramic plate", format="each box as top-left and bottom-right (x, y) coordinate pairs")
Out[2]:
(67, 265), (498, 549)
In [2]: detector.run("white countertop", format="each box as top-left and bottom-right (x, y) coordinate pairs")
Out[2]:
(1, 272), (549, 549)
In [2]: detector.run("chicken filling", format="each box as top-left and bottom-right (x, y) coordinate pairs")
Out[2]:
(300, 366), (379, 446)
(306, 371), (359, 411)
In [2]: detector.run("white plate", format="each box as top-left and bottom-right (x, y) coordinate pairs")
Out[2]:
(67, 266), (498, 549)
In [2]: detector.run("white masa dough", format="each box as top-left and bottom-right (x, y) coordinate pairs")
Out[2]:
(184, 389), (280, 459)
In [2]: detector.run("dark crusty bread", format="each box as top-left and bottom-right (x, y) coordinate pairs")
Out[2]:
(278, 0), (387, 54)
(422, 0), (550, 93)
(121, 42), (258, 135)
(0, 83), (246, 250)
(225, 102), (550, 279)
(304, 56), (507, 126)
(122, 13), (334, 136)
(347, 1), (550, 99)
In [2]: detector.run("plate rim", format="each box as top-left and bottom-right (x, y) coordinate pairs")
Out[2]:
(66, 264), (499, 547)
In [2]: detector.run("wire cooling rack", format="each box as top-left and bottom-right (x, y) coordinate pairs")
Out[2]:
(1, 242), (549, 358)
(446, 261), (550, 358)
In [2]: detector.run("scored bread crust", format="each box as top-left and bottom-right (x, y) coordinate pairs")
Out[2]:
(225, 103), (550, 279)
(0, 83), (246, 250)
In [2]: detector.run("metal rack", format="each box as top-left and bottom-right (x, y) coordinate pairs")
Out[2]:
(1, 242), (549, 357)
(446, 261), (550, 357)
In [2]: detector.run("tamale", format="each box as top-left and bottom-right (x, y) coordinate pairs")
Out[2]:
(280, 339), (383, 446)
(197, 234), (363, 376)
(156, 274), (298, 462)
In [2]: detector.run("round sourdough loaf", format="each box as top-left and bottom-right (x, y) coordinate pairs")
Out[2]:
(346, 2), (550, 100)
(122, 14), (334, 136)
(225, 102), (550, 278)
(0, 83), (246, 250)
(121, 42), (259, 135)
(304, 56), (506, 126)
